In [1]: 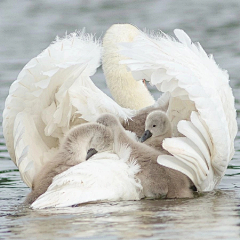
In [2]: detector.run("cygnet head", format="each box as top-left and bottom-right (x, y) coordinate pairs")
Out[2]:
(140, 110), (172, 143)
(86, 125), (114, 160)
(62, 123), (114, 161)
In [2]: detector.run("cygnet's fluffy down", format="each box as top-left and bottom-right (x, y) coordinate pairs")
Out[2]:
(140, 110), (172, 153)
(25, 123), (113, 204)
(122, 93), (170, 138)
(97, 113), (194, 199)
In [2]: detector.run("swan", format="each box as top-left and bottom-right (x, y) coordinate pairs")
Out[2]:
(25, 122), (114, 204)
(2, 23), (237, 196)
(140, 110), (172, 153)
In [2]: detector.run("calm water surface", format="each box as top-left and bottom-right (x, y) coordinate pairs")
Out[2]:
(0, 0), (240, 239)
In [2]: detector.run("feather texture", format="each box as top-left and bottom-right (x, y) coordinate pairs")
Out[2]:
(3, 31), (135, 188)
(3, 24), (237, 197)
(120, 28), (237, 191)
(31, 148), (143, 209)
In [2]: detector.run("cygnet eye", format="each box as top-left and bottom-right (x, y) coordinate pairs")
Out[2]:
(153, 125), (156, 127)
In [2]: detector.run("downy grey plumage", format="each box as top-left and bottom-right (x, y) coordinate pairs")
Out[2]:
(97, 113), (194, 199)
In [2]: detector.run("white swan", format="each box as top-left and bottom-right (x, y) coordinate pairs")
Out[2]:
(2, 23), (237, 197)
(120, 28), (238, 191)
(2, 25), (156, 189)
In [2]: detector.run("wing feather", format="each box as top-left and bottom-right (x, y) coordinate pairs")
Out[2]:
(31, 151), (142, 209)
(3, 30), (134, 187)
(120, 28), (237, 191)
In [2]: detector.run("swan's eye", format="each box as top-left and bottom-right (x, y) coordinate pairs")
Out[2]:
(153, 125), (156, 127)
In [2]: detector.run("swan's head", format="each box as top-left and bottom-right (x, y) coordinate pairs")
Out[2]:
(140, 110), (172, 143)
(96, 113), (120, 128)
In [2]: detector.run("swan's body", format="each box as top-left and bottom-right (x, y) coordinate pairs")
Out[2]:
(25, 123), (114, 204)
(140, 110), (172, 153)
(2, 23), (237, 205)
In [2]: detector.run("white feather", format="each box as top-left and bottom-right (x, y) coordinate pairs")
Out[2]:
(31, 149), (143, 209)
(3, 24), (237, 198)
(120, 28), (237, 191)
(3, 30), (135, 188)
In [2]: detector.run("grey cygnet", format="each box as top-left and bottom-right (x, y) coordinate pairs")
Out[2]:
(25, 123), (113, 204)
(97, 113), (194, 199)
(122, 94), (169, 138)
(140, 110), (172, 153)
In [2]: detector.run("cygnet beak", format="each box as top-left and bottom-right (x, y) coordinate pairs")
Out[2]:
(86, 148), (98, 160)
(140, 130), (152, 143)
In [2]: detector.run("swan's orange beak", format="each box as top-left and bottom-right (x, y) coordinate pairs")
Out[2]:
(142, 79), (147, 88)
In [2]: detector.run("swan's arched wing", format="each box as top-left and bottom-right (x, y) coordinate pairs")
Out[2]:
(120, 29), (237, 191)
(3, 31), (135, 188)
(31, 151), (142, 209)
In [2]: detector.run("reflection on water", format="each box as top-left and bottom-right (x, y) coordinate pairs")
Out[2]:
(0, 0), (240, 239)
(2, 191), (240, 240)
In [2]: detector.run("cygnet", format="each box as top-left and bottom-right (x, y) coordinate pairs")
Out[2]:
(122, 93), (170, 138)
(97, 113), (194, 199)
(140, 110), (172, 153)
(25, 123), (114, 204)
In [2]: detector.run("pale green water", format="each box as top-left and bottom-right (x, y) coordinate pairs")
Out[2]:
(0, 0), (240, 239)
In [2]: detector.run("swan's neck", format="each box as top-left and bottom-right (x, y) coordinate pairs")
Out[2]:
(102, 24), (155, 110)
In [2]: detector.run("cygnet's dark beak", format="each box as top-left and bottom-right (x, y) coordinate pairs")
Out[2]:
(86, 148), (98, 160)
(140, 130), (152, 143)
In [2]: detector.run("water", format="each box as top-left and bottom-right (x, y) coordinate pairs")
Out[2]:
(0, 0), (240, 239)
